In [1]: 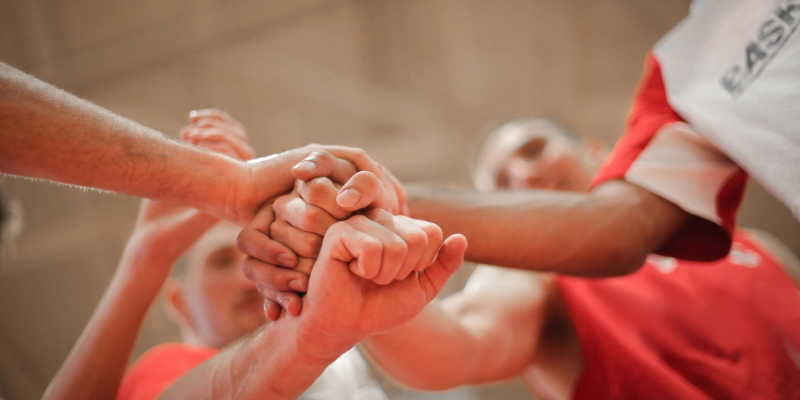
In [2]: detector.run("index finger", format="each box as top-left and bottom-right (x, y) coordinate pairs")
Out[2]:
(292, 150), (358, 184)
(188, 108), (245, 131)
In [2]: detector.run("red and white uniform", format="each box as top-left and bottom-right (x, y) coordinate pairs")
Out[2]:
(557, 232), (800, 400)
(593, 0), (800, 260)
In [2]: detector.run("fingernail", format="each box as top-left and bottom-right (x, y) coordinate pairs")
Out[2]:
(278, 295), (289, 306)
(277, 253), (296, 267)
(288, 279), (305, 292)
(295, 160), (316, 173)
(338, 188), (361, 207)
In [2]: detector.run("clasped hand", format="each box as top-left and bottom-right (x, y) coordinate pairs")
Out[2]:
(236, 151), (465, 325)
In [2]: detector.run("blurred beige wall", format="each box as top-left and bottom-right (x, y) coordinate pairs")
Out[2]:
(0, 1), (797, 399)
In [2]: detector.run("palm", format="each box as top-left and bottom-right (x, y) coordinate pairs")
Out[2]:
(123, 200), (218, 269)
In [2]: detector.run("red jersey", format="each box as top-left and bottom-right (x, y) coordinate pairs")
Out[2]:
(116, 343), (217, 400)
(592, 54), (748, 261)
(557, 232), (800, 399)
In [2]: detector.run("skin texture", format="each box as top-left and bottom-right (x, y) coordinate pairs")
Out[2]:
(42, 112), (252, 400)
(362, 128), (602, 398)
(159, 213), (466, 400)
(42, 110), (452, 400)
(236, 125), (690, 318)
(239, 124), (688, 398)
(362, 126), (800, 399)
(407, 181), (688, 276)
(0, 63), (404, 230)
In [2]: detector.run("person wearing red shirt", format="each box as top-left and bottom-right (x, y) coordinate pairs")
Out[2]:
(361, 119), (800, 399)
(42, 111), (462, 400)
(240, 1), (800, 303)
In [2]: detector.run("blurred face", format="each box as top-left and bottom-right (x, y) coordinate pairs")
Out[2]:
(495, 131), (595, 192)
(181, 223), (267, 348)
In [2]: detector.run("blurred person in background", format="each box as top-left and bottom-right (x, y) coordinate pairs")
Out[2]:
(240, 1), (800, 296)
(41, 111), (450, 400)
(274, 118), (800, 399)
(361, 118), (800, 399)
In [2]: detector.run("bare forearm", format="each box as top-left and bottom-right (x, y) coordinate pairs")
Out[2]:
(0, 63), (242, 217)
(42, 264), (169, 400)
(407, 181), (688, 276)
(364, 271), (548, 390)
(362, 302), (488, 390)
(159, 318), (354, 400)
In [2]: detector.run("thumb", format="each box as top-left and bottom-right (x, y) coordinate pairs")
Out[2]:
(418, 234), (467, 300)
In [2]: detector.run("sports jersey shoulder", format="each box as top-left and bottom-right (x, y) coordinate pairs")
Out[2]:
(654, 0), (800, 220)
(592, 53), (747, 261)
(116, 343), (218, 400)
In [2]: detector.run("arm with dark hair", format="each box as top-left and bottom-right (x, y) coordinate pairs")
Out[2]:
(407, 181), (688, 277)
(0, 63), (400, 228)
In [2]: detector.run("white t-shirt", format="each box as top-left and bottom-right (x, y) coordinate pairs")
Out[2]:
(653, 0), (800, 220)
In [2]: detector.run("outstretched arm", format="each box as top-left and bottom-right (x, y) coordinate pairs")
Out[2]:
(0, 63), (401, 227)
(160, 211), (466, 400)
(407, 181), (689, 276)
(362, 266), (553, 390)
(41, 112), (251, 400)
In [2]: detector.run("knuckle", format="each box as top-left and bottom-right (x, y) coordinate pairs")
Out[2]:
(355, 170), (378, 181)
(305, 181), (330, 204)
(405, 229), (428, 250)
(352, 148), (366, 158)
(387, 239), (408, 259)
(363, 237), (383, 256)
(328, 221), (347, 235)
(299, 236), (323, 257)
(272, 197), (290, 216)
(427, 224), (444, 244)
(299, 208), (323, 231)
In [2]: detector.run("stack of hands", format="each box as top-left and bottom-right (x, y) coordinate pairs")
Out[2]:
(236, 143), (467, 349)
(149, 109), (466, 349)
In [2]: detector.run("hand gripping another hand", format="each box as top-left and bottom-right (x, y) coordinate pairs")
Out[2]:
(299, 209), (466, 343)
(236, 150), (459, 321)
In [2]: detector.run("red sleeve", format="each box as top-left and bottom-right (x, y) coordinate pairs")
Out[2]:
(591, 53), (685, 186)
(592, 53), (746, 261)
(116, 344), (218, 400)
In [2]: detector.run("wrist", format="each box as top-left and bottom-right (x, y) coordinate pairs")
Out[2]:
(204, 155), (252, 225)
(236, 151), (309, 224)
(273, 315), (358, 367)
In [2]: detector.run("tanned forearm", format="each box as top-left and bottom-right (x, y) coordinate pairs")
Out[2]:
(158, 318), (354, 400)
(0, 63), (242, 218)
(407, 180), (689, 277)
